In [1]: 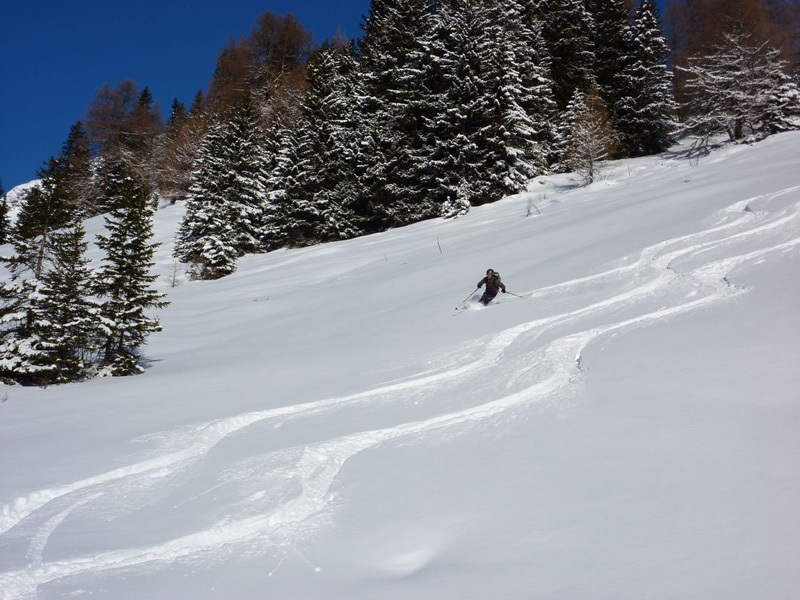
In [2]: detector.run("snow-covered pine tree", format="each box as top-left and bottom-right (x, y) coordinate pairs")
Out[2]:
(615, 0), (677, 157)
(0, 147), (87, 384)
(490, 0), (556, 192)
(0, 276), (48, 384)
(24, 222), (97, 384)
(12, 157), (78, 279)
(174, 119), (245, 279)
(532, 0), (596, 113)
(95, 168), (168, 376)
(552, 88), (586, 172)
(765, 77), (800, 134)
(425, 0), (493, 212)
(59, 122), (95, 217)
(223, 95), (269, 255)
(175, 94), (267, 277)
(313, 42), (364, 242)
(678, 28), (793, 142)
(584, 0), (630, 151)
(272, 42), (361, 246)
(356, 0), (441, 228)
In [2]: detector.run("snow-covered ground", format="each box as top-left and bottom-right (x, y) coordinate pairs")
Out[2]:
(1, 134), (799, 599)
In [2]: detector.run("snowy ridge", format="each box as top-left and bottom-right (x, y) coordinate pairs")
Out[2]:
(1, 135), (800, 599)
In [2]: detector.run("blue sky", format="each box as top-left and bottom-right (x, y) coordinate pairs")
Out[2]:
(0, 0), (371, 191)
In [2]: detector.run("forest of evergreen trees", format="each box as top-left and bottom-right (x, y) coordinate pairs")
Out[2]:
(1, 0), (798, 385)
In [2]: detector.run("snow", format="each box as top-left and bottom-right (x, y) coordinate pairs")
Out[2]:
(1, 133), (800, 599)
(3, 181), (40, 224)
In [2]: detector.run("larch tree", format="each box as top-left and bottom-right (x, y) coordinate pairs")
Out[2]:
(678, 28), (793, 141)
(566, 85), (620, 184)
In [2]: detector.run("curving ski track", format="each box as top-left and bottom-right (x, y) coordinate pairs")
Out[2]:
(1, 188), (798, 599)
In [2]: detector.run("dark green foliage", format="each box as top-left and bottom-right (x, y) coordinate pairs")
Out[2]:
(95, 168), (168, 375)
(268, 43), (362, 246)
(533, 0), (596, 112)
(355, 0), (443, 229)
(175, 95), (268, 278)
(24, 223), (97, 384)
(615, 0), (677, 156)
(12, 157), (78, 278)
(585, 0), (632, 146)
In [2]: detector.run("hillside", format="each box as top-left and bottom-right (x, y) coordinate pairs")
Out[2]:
(1, 133), (799, 599)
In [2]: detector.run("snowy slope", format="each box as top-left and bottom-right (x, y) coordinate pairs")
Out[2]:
(1, 134), (799, 600)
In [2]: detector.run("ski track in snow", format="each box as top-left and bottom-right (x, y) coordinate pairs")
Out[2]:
(1, 188), (799, 599)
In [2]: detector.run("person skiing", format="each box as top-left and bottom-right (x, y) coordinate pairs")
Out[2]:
(477, 268), (506, 305)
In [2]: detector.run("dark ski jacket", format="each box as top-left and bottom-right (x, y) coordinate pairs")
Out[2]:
(477, 273), (506, 295)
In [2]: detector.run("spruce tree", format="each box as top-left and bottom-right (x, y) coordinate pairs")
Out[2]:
(615, 0), (677, 156)
(357, 0), (441, 228)
(174, 120), (238, 278)
(0, 158), (76, 383)
(0, 276), (49, 384)
(60, 122), (95, 217)
(225, 95), (269, 255)
(12, 157), (76, 279)
(95, 169), (168, 376)
(585, 0), (631, 147)
(175, 96), (268, 279)
(533, 0), (596, 112)
(489, 0), (556, 192)
(427, 0), (508, 209)
(25, 223), (97, 384)
(271, 43), (361, 246)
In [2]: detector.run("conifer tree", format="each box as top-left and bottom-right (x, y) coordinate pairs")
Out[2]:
(615, 0), (677, 156)
(12, 158), (77, 279)
(533, 0), (596, 112)
(0, 275), (49, 384)
(489, 0), (556, 192)
(585, 0), (631, 145)
(270, 43), (362, 246)
(95, 168), (168, 376)
(175, 93), (268, 277)
(25, 223), (97, 384)
(427, 0), (512, 209)
(174, 121), (240, 278)
(357, 0), (442, 228)
(60, 122), (94, 207)
(0, 158), (74, 382)
(223, 96), (269, 255)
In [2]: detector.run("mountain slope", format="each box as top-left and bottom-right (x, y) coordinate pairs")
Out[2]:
(1, 133), (799, 599)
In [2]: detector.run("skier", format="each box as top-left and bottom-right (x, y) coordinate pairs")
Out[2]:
(477, 268), (506, 305)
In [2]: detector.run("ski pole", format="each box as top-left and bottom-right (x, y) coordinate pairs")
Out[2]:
(505, 291), (525, 299)
(459, 288), (479, 304)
